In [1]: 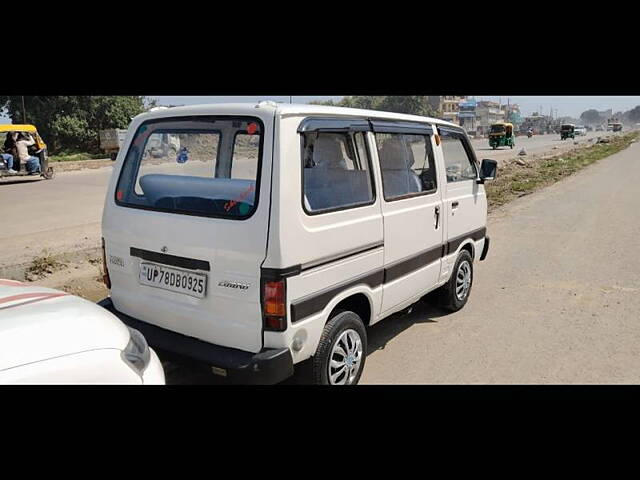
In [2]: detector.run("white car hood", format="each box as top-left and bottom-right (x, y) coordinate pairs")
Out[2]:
(0, 280), (131, 371)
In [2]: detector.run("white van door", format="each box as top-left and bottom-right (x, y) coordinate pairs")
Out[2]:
(103, 113), (273, 354)
(371, 122), (444, 315)
(439, 127), (487, 277)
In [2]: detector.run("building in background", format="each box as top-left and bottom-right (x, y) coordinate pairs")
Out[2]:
(504, 103), (522, 129)
(476, 101), (505, 136)
(428, 96), (466, 124)
(521, 112), (555, 134)
(458, 99), (477, 135)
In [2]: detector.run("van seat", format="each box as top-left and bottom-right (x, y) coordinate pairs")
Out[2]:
(378, 137), (421, 198)
(304, 169), (371, 211)
(139, 174), (256, 207)
(381, 171), (422, 198)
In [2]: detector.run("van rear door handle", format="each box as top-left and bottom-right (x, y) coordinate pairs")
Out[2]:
(452, 201), (459, 209)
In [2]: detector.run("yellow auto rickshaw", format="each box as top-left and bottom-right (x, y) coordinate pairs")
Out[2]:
(488, 122), (515, 149)
(0, 124), (54, 180)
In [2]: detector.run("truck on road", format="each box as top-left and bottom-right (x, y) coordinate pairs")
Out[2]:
(99, 129), (128, 161)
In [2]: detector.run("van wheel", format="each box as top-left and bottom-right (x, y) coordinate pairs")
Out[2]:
(438, 250), (474, 312)
(312, 310), (367, 385)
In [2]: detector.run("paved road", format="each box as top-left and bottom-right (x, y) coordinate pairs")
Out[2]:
(0, 168), (112, 268)
(470, 130), (615, 164)
(361, 139), (640, 383)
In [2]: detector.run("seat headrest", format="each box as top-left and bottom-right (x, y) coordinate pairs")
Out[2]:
(379, 137), (414, 169)
(313, 135), (347, 169)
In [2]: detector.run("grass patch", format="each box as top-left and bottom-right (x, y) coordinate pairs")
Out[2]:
(486, 132), (639, 211)
(49, 152), (107, 162)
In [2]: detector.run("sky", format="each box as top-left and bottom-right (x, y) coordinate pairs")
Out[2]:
(151, 96), (640, 119)
(3, 96), (640, 122)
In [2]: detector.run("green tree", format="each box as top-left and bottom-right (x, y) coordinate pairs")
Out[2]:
(312, 96), (436, 117)
(580, 109), (602, 125)
(0, 96), (152, 153)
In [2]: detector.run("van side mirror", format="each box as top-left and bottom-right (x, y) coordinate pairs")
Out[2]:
(478, 159), (498, 183)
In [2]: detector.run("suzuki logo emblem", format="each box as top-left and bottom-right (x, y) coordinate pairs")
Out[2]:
(161, 246), (168, 253)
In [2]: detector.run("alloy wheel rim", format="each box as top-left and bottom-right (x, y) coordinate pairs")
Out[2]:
(455, 260), (472, 301)
(328, 329), (363, 385)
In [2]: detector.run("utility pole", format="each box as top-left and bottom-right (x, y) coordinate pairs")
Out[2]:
(21, 96), (26, 123)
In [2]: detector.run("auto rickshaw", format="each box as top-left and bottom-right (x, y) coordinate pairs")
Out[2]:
(488, 122), (515, 149)
(560, 124), (575, 140)
(0, 124), (54, 180)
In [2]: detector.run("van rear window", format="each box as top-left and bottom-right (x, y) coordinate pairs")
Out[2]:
(115, 116), (263, 219)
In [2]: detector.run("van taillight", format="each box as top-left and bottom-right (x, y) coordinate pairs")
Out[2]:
(263, 280), (286, 331)
(101, 238), (111, 289)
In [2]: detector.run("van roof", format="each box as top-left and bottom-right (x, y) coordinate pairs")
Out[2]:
(133, 102), (461, 129)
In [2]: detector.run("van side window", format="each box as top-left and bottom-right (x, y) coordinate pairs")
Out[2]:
(440, 130), (477, 183)
(302, 132), (374, 213)
(375, 133), (437, 200)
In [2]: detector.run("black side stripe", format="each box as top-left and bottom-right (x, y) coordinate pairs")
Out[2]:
(290, 244), (441, 323)
(261, 242), (384, 281)
(290, 270), (384, 323)
(130, 247), (210, 272)
(383, 245), (442, 284)
(446, 227), (486, 256)
(301, 242), (384, 272)
(290, 230), (487, 323)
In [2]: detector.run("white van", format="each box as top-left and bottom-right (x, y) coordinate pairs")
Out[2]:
(99, 102), (497, 385)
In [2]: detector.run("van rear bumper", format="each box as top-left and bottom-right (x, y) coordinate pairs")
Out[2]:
(98, 297), (294, 385)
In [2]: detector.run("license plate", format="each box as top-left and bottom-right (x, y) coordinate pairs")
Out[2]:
(139, 262), (207, 298)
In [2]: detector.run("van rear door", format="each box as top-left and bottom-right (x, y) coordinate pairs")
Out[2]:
(103, 112), (273, 354)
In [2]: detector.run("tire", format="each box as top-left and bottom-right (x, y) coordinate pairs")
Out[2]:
(436, 250), (474, 312)
(311, 310), (367, 385)
(43, 167), (54, 180)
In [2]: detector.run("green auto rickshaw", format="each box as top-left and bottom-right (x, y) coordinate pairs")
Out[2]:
(560, 124), (575, 140)
(488, 122), (515, 149)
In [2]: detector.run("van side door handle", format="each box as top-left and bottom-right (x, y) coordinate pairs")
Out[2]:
(452, 201), (459, 209)
(435, 205), (440, 229)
